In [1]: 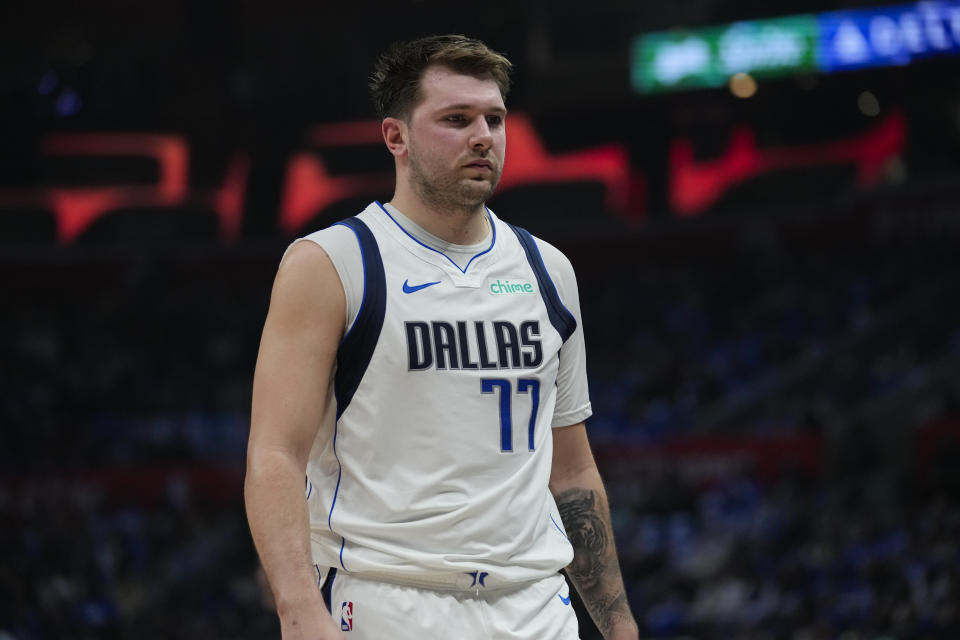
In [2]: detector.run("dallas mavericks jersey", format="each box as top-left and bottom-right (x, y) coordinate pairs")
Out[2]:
(301, 202), (592, 585)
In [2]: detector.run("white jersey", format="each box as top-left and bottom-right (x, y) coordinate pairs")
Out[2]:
(299, 201), (592, 587)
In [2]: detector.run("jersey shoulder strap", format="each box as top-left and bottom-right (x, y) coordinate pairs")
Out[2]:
(333, 216), (387, 418)
(507, 223), (577, 343)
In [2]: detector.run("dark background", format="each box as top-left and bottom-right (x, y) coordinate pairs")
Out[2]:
(2, 1), (960, 638)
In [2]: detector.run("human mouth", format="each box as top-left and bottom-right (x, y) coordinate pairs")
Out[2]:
(464, 159), (494, 172)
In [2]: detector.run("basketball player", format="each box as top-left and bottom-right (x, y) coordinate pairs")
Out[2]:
(245, 35), (639, 640)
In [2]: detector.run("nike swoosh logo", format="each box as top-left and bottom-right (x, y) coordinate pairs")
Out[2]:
(402, 279), (441, 294)
(558, 594), (571, 605)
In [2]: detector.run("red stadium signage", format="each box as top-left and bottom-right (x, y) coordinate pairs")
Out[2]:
(0, 133), (250, 243)
(669, 110), (905, 215)
(0, 112), (906, 244)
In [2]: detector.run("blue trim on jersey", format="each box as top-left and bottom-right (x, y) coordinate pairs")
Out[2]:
(332, 217), (386, 419)
(339, 538), (347, 571)
(328, 421), (342, 531)
(507, 224), (578, 343)
(327, 217), (385, 553)
(550, 513), (569, 540)
(374, 200), (496, 274)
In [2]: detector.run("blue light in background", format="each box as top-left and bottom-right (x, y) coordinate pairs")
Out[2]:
(818, 1), (960, 71)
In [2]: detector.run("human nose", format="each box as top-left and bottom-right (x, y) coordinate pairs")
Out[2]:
(469, 117), (493, 152)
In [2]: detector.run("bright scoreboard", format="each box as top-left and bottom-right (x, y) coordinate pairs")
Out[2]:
(631, 1), (960, 93)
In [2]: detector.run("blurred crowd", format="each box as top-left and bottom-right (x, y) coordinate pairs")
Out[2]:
(608, 466), (960, 640)
(0, 483), (272, 639)
(3, 189), (960, 639)
(584, 195), (960, 441)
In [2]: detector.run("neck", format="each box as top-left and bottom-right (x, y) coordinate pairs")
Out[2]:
(388, 190), (489, 245)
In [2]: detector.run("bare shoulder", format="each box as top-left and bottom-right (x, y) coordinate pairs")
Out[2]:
(265, 237), (345, 333)
(276, 239), (338, 285)
(274, 240), (343, 298)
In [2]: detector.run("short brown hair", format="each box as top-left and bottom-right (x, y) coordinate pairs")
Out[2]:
(369, 34), (513, 121)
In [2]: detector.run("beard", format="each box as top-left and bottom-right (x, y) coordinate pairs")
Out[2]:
(407, 144), (501, 215)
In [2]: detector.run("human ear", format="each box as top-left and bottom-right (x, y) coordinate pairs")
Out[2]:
(382, 117), (408, 158)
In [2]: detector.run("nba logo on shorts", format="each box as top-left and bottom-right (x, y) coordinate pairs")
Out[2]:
(340, 601), (353, 631)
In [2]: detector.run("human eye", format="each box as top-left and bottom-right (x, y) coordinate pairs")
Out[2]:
(444, 113), (467, 124)
(486, 115), (504, 127)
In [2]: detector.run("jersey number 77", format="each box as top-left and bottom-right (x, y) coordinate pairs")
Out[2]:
(481, 378), (540, 452)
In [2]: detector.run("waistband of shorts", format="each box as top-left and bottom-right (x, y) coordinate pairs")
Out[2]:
(337, 569), (545, 593)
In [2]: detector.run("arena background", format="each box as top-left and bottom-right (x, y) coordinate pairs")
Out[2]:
(2, 1), (959, 638)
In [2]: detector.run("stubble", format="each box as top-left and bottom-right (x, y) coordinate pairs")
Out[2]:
(408, 146), (500, 217)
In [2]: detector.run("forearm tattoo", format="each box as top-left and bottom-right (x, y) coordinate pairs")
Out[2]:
(556, 488), (635, 636)
(557, 489), (607, 589)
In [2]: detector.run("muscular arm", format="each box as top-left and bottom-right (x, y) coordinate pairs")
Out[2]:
(244, 241), (345, 639)
(551, 424), (639, 640)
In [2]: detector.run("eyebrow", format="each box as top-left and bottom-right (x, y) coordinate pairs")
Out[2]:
(440, 104), (508, 115)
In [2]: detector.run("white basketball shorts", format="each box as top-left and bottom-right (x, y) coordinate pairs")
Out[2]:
(326, 571), (580, 639)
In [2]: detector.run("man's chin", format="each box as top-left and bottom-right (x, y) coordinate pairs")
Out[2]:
(460, 178), (498, 202)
